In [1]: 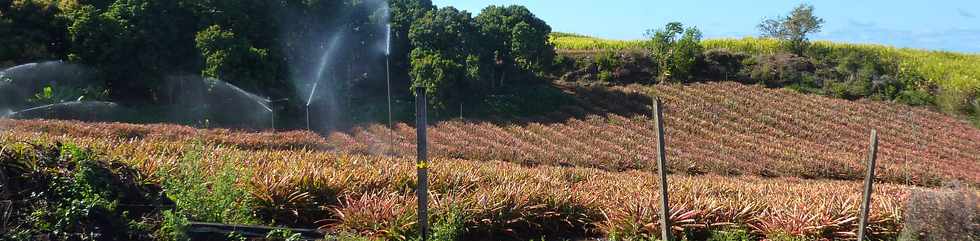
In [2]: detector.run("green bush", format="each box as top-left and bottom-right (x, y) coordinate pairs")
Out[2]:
(159, 143), (258, 225)
(429, 208), (466, 241)
(895, 89), (935, 106)
(647, 22), (703, 83)
(595, 50), (622, 74)
(598, 70), (614, 82)
(158, 210), (190, 241)
(744, 53), (814, 87)
(699, 49), (749, 80)
(935, 89), (977, 115)
(0, 142), (164, 241)
(707, 229), (753, 241)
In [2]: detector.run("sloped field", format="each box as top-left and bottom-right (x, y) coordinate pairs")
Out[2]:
(3, 82), (978, 239)
(4, 82), (978, 186)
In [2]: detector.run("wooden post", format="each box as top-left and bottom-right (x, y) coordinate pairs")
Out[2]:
(653, 98), (672, 241)
(415, 88), (429, 240)
(858, 129), (878, 241)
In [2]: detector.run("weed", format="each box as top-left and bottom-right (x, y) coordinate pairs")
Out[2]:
(430, 208), (466, 241)
(706, 229), (752, 241)
(159, 143), (258, 225)
(266, 228), (304, 241)
(158, 210), (190, 241)
(0, 142), (165, 241)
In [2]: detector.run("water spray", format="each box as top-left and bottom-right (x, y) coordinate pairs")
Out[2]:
(306, 81), (319, 130)
(269, 98), (288, 131)
(259, 103), (273, 130)
(1, 109), (12, 119)
(305, 33), (345, 132)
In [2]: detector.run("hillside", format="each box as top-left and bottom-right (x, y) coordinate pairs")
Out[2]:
(6, 82), (979, 186)
(3, 81), (979, 239)
(550, 34), (980, 97)
(3, 81), (978, 240)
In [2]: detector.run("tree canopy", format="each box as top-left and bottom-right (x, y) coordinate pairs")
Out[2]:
(758, 4), (824, 55)
(0, 0), (559, 125)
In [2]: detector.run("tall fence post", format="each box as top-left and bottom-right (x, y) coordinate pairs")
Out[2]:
(653, 98), (672, 241)
(414, 87), (429, 240)
(858, 129), (878, 241)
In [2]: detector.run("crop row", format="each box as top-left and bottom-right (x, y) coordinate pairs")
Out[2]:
(3, 83), (977, 186)
(339, 83), (980, 186)
(0, 132), (918, 240)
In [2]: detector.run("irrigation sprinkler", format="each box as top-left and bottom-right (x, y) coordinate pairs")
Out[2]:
(653, 98), (672, 241)
(258, 103), (274, 130)
(414, 87), (429, 240)
(269, 98), (289, 131)
(857, 129), (878, 241)
(385, 23), (394, 156)
(306, 81), (320, 131)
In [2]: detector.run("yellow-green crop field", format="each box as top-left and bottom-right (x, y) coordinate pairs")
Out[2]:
(551, 34), (980, 93)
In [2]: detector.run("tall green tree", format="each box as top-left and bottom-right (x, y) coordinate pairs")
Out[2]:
(388, 0), (434, 90)
(648, 22), (702, 83)
(408, 6), (481, 108)
(0, 0), (68, 64)
(474, 5), (554, 88)
(195, 25), (273, 91)
(758, 4), (824, 56)
(62, 0), (198, 102)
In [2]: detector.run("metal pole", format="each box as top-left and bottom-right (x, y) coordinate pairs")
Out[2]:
(415, 87), (429, 240)
(653, 98), (671, 241)
(857, 129), (878, 241)
(386, 48), (394, 155)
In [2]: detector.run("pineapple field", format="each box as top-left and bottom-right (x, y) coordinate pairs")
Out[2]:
(2, 82), (977, 240)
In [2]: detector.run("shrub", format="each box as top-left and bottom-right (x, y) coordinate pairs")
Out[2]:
(595, 50), (622, 74)
(699, 49), (749, 80)
(160, 143), (258, 225)
(895, 89), (936, 106)
(899, 186), (979, 241)
(550, 55), (577, 77)
(0, 142), (166, 240)
(648, 22), (703, 83)
(744, 53), (814, 87)
(707, 229), (753, 241)
(935, 88), (977, 115)
(598, 70), (614, 82)
(825, 79), (871, 100)
(429, 208), (466, 241)
(560, 50), (656, 83)
(158, 210), (190, 241)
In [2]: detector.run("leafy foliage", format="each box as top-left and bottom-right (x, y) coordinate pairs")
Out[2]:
(407, 5), (556, 111)
(475, 5), (555, 82)
(758, 4), (824, 55)
(194, 25), (274, 91)
(159, 143), (258, 225)
(0, 0), (68, 65)
(408, 7), (479, 108)
(646, 22), (703, 83)
(409, 48), (466, 108)
(0, 142), (167, 240)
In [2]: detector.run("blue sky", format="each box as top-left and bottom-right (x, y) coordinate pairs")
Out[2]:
(432, 0), (980, 53)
